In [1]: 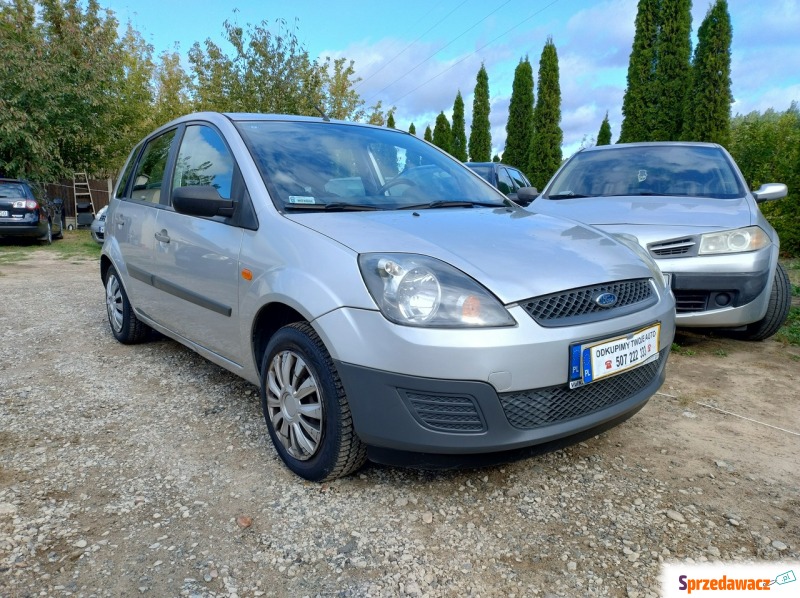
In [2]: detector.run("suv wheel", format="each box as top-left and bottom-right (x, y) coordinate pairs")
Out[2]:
(104, 267), (151, 344)
(739, 263), (792, 341)
(40, 221), (52, 245)
(260, 323), (367, 481)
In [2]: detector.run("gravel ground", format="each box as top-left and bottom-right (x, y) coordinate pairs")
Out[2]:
(1, 254), (798, 597)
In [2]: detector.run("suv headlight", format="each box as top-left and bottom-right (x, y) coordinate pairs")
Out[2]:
(358, 253), (516, 328)
(612, 233), (667, 288)
(699, 226), (770, 255)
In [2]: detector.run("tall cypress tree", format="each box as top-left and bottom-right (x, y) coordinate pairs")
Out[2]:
(683, 0), (732, 145)
(451, 91), (468, 161)
(432, 111), (452, 154)
(408, 122), (416, 135)
(652, 0), (693, 140)
(504, 57), (535, 172)
(619, 0), (659, 143)
(386, 111), (396, 129)
(424, 125), (433, 142)
(597, 112), (612, 145)
(469, 64), (492, 161)
(528, 38), (563, 190)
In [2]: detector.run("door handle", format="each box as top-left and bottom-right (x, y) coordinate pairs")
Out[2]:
(154, 230), (170, 244)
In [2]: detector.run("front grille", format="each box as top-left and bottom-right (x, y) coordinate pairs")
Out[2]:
(673, 291), (709, 313)
(649, 238), (695, 257)
(403, 391), (486, 433)
(521, 279), (655, 327)
(499, 350), (665, 429)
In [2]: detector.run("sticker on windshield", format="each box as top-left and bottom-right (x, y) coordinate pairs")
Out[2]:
(638, 169), (648, 182)
(288, 196), (316, 204)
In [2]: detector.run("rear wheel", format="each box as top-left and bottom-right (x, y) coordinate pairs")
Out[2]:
(40, 221), (52, 245)
(104, 267), (151, 344)
(738, 263), (792, 341)
(260, 322), (366, 481)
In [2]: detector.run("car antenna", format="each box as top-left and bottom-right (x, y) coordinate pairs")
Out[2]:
(315, 106), (330, 122)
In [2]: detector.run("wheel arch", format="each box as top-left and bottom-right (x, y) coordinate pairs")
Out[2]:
(251, 302), (308, 380)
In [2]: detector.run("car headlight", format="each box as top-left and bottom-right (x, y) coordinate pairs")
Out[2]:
(358, 253), (516, 328)
(699, 226), (770, 255)
(612, 233), (667, 288)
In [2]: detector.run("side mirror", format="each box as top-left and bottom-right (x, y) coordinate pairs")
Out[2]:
(172, 186), (234, 218)
(752, 183), (787, 203)
(515, 186), (539, 207)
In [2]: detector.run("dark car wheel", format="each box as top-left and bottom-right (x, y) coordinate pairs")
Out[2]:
(738, 263), (792, 341)
(53, 217), (64, 240)
(260, 322), (367, 481)
(104, 266), (151, 344)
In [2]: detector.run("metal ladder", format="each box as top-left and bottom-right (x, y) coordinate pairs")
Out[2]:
(72, 172), (95, 229)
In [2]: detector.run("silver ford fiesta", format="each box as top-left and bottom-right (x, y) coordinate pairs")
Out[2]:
(101, 113), (675, 481)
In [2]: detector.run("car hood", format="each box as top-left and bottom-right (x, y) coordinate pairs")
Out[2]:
(529, 195), (752, 230)
(285, 206), (653, 304)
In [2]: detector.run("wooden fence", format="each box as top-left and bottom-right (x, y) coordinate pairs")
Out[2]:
(42, 178), (114, 218)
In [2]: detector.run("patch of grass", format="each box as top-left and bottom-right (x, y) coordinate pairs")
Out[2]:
(792, 284), (800, 298)
(0, 229), (100, 265)
(713, 349), (728, 357)
(671, 342), (696, 356)
(775, 306), (800, 346)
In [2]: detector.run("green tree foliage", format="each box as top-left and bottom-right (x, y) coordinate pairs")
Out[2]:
(729, 105), (800, 256)
(597, 112), (612, 145)
(528, 38), (563, 190)
(652, 0), (692, 140)
(469, 65), (492, 161)
(424, 126), (433, 143)
(682, 0), (732, 145)
(152, 49), (193, 127)
(188, 19), (366, 121)
(0, 0), (129, 179)
(386, 110), (396, 129)
(503, 57), (534, 171)
(409, 123), (416, 135)
(492, 154), (501, 163)
(619, 0), (659, 143)
(433, 112), (452, 154)
(450, 91), (468, 161)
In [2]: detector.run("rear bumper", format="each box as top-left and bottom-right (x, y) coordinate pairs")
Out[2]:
(336, 348), (668, 455)
(0, 221), (47, 238)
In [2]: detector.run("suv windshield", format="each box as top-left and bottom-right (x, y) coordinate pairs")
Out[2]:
(544, 145), (746, 200)
(235, 120), (506, 210)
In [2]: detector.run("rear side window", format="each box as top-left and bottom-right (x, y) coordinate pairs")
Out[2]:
(130, 130), (176, 204)
(171, 125), (234, 200)
(496, 168), (514, 194)
(507, 168), (530, 190)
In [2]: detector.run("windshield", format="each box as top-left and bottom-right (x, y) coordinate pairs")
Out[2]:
(544, 145), (746, 200)
(235, 121), (506, 210)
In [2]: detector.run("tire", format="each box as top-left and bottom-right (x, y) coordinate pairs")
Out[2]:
(103, 267), (151, 344)
(738, 263), (792, 341)
(53, 218), (64, 240)
(260, 322), (367, 481)
(40, 221), (52, 245)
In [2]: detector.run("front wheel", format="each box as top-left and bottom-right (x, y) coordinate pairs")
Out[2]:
(738, 263), (792, 341)
(104, 267), (151, 344)
(260, 322), (366, 481)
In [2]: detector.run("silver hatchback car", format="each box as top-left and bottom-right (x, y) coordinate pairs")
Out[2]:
(101, 113), (675, 481)
(522, 142), (791, 340)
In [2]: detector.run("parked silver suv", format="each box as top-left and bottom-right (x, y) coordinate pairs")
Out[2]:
(102, 113), (675, 481)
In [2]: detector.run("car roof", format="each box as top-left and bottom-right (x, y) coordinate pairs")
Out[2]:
(465, 162), (520, 169)
(579, 141), (722, 153)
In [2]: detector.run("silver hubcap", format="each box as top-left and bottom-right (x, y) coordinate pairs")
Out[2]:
(266, 351), (323, 461)
(105, 275), (124, 333)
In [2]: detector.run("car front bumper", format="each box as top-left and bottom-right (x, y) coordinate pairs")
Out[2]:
(657, 247), (777, 328)
(314, 293), (675, 455)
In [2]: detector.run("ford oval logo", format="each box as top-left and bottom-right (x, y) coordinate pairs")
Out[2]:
(594, 292), (618, 308)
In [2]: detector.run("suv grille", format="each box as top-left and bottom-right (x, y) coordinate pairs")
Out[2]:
(498, 350), (665, 429)
(403, 391), (486, 433)
(521, 279), (655, 327)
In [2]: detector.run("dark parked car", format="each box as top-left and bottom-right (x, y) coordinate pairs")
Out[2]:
(524, 142), (791, 340)
(465, 162), (533, 202)
(0, 178), (64, 243)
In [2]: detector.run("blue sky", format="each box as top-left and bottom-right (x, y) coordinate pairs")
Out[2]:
(105, 0), (800, 158)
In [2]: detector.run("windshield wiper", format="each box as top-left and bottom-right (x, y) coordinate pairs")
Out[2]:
(546, 193), (591, 200)
(398, 200), (503, 210)
(283, 202), (383, 212)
